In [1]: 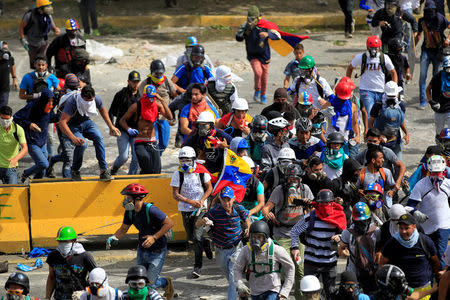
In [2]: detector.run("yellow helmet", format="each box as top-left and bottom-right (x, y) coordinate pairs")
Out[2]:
(65, 19), (79, 31)
(36, 0), (51, 7)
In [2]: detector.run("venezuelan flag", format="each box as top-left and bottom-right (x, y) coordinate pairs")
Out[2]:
(257, 18), (309, 57)
(212, 149), (252, 203)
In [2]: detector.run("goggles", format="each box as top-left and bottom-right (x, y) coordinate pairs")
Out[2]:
(7, 289), (24, 296)
(341, 283), (358, 290)
(129, 279), (147, 289)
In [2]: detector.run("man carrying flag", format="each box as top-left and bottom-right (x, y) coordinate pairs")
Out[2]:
(236, 5), (308, 104)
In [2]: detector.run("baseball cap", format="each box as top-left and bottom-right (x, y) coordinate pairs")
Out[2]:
(397, 213), (417, 225)
(128, 70), (141, 82)
(274, 88), (288, 99)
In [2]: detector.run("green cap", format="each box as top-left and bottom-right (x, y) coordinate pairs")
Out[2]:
(56, 226), (77, 241)
(298, 55), (315, 69)
(248, 5), (260, 18)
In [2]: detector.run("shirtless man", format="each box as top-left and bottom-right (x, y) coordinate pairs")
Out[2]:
(120, 84), (173, 174)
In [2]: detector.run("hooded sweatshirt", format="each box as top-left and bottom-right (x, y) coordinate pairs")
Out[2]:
(80, 268), (122, 300)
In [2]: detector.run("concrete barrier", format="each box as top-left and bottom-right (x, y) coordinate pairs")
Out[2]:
(0, 185), (30, 253)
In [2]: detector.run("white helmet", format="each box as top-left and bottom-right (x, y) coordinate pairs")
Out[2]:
(179, 146), (196, 159)
(196, 111), (215, 123)
(389, 204), (406, 220)
(300, 275), (321, 292)
(268, 117), (289, 129)
(232, 98), (249, 111)
(278, 147), (296, 160)
(427, 155), (446, 173)
(384, 81), (402, 97)
(215, 65), (232, 79)
(242, 156), (255, 169)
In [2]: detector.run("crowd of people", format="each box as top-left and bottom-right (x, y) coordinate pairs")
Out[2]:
(1, 0), (450, 299)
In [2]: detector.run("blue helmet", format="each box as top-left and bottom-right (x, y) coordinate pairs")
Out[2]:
(352, 202), (371, 221)
(220, 186), (234, 199)
(230, 137), (250, 154)
(144, 84), (156, 99)
(185, 36), (198, 47)
(443, 56), (450, 68)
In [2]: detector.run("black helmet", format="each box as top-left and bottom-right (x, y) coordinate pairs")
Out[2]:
(191, 45), (205, 57)
(150, 60), (165, 75)
(5, 272), (29, 295)
(249, 220), (270, 238)
(317, 189), (334, 203)
(125, 265), (149, 283)
(376, 265), (412, 296)
(286, 164), (303, 179)
(327, 132), (345, 144)
(388, 38), (403, 53)
(296, 117), (312, 132)
(251, 115), (268, 131)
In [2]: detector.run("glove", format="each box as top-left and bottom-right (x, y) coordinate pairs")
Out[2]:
(127, 128), (139, 136)
(33, 93), (41, 100)
(204, 217), (214, 226)
(20, 38), (29, 51)
(236, 280), (250, 296)
(413, 210), (428, 223)
(430, 101), (440, 112)
(106, 235), (119, 250)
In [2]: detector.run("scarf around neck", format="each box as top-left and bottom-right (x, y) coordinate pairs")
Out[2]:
(394, 229), (419, 248)
(312, 201), (347, 231)
(330, 96), (353, 132)
(322, 147), (346, 170)
(188, 99), (208, 122)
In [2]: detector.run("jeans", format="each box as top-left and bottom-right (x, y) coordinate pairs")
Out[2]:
(112, 130), (138, 175)
(419, 48), (442, 104)
(434, 112), (450, 135)
(181, 211), (205, 269)
(428, 228), (450, 268)
(0, 167), (18, 184)
(47, 124), (57, 158)
(359, 89), (384, 118)
(66, 119), (107, 172)
(50, 128), (72, 178)
(304, 263), (337, 299)
(250, 59), (269, 95)
(0, 91), (9, 108)
(215, 244), (242, 300)
(278, 238), (304, 300)
(402, 9), (412, 53)
(137, 246), (168, 289)
(348, 141), (360, 159)
(251, 291), (280, 300)
(79, 0), (98, 34)
(338, 0), (354, 33)
(24, 143), (49, 179)
(135, 142), (161, 174)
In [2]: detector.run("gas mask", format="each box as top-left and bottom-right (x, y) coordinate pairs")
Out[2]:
(308, 170), (325, 181)
(364, 193), (383, 210)
(278, 160), (292, 175)
(36, 71), (48, 78)
(179, 158), (195, 173)
(280, 130), (290, 143)
(0, 46), (9, 60)
(287, 179), (303, 205)
(6, 289), (23, 300)
(190, 55), (204, 68)
(353, 219), (371, 235)
(57, 241), (74, 258)
(198, 123), (211, 137)
(0, 117), (13, 129)
(250, 130), (268, 143)
(367, 48), (379, 59)
(249, 234), (267, 253)
(43, 5), (53, 15)
(88, 277), (107, 298)
(122, 197), (135, 211)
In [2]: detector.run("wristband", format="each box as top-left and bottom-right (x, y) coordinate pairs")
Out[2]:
(152, 234), (157, 240)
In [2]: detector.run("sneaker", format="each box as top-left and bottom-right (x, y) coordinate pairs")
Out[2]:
(418, 102), (427, 110)
(110, 167), (119, 176)
(100, 170), (112, 181)
(93, 29), (100, 37)
(84, 32), (91, 40)
(71, 170), (82, 181)
(46, 165), (55, 178)
(345, 32), (353, 39)
(350, 18), (355, 34)
(163, 276), (174, 299)
(253, 90), (261, 102)
(260, 94), (267, 104)
(191, 267), (201, 278)
(203, 238), (213, 260)
(20, 173), (29, 184)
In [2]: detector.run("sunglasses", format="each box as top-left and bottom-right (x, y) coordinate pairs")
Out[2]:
(129, 279), (147, 289)
(342, 283), (358, 290)
(7, 289), (24, 296)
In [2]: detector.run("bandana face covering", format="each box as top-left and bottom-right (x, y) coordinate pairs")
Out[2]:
(44, 101), (53, 113)
(128, 287), (149, 300)
(0, 117), (13, 129)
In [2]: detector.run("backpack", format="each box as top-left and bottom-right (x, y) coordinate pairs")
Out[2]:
(299, 211), (316, 245)
(295, 74), (324, 99)
(360, 167), (387, 189)
(184, 62), (208, 84)
(128, 202), (153, 224)
(247, 240), (282, 278)
(375, 106), (404, 133)
(178, 171), (207, 193)
(360, 52), (388, 78)
(30, 71), (51, 93)
(22, 9), (34, 35)
(274, 183), (306, 227)
(10, 121), (20, 145)
(418, 232), (432, 260)
(348, 225), (378, 277)
(87, 289), (118, 300)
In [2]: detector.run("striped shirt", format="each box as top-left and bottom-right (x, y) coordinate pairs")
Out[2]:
(290, 212), (341, 267)
(207, 203), (249, 248)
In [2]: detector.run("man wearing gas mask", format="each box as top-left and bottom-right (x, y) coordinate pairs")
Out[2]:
(80, 268), (123, 300)
(338, 202), (381, 294)
(216, 98), (252, 138)
(233, 220), (295, 299)
(321, 132), (348, 180)
(329, 270), (371, 300)
(301, 156), (334, 198)
(46, 226), (97, 300)
(46, 18), (86, 79)
(247, 114), (270, 166)
(263, 164), (314, 300)
(371, 0), (418, 51)
(176, 36), (214, 70)
(19, 57), (60, 102)
(120, 265), (163, 300)
(3, 272), (38, 300)
(289, 117), (325, 161)
(289, 55), (333, 109)
(172, 45), (214, 94)
(426, 56), (450, 136)
(262, 147), (296, 201)
(369, 81), (409, 158)
(346, 35), (397, 125)
(260, 117), (291, 173)
(19, 0), (60, 69)
(106, 183), (174, 299)
(0, 41), (18, 108)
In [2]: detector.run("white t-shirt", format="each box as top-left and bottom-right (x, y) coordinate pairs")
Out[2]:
(351, 52), (395, 93)
(409, 177), (450, 234)
(323, 161), (345, 180)
(327, 114), (350, 141)
(170, 171), (211, 212)
(289, 76), (333, 108)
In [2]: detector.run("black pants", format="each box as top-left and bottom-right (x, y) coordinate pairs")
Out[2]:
(135, 142), (161, 174)
(338, 0), (354, 33)
(304, 263), (336, 299)
(79, 0), (98, 34)
(181, 211), (205, 268)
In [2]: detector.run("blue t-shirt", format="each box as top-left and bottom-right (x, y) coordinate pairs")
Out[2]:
(173, 64), (214, 89)
(62, 94), (103, 126)
(284, 59), (300, 77)
(123, 203), (167, 251)
(180, 102), (220, 133)
(288, 136), (325, 160)
(19, 72), (59, 94)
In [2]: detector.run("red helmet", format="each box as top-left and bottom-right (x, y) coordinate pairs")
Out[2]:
(366, 35), (381, 48)
(335, 77), (356, 99)
(121, 183), (148, 196)
(364, 183), (383, 195)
